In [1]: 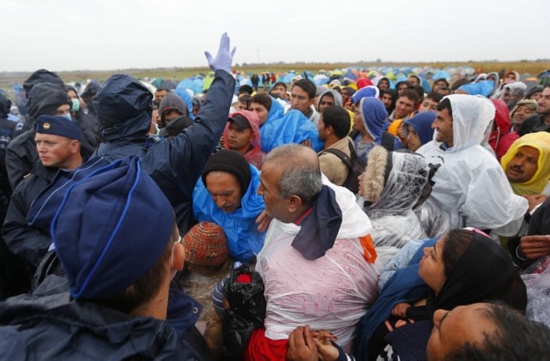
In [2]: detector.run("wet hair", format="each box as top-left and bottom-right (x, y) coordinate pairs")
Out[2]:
(451, 78), (469, 91)
(238, 85), (253, 96)
(264, 144), (323, 205)
(412, 85), (425, 105)
(65, 86), (79, 98)
(238, 94), (251, 110)
(378, 78), (390, 88)
(526, 86), (544, 100)
(250, 93), (272, 112)
(398, 88), (420, 107)
(426, 91), (443, 103)
(447, 303), (550, 361)
(155, 88), (170, 93)
(396, 80), (413, 93)
(89, 221), (179, 315)
(271, 81), (287, 91)
(408, 75), (421, 85)
(433, 78), (449, 88)
(380, 89), (397, 114)
(292, 79), (316, 100)
(321, 106), (351, 139)
(437, 98), (453, 118)
(441, 229), (474, 279)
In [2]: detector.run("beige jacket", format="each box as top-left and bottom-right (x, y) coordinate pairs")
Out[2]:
(318, 136), (353, 186)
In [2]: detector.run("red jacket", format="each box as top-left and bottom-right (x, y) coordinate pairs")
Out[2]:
(489, 99), (519, 160)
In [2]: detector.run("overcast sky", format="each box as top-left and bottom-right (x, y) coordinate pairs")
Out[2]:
(2, 0), (549, 72)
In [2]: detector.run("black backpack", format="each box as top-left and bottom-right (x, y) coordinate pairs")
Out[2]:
(323, 140), (366, 194)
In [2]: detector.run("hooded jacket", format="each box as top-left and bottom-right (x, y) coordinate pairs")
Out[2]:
(457, 80), (496, 97)
(22, 69), (65, 96)
(80, 81), (100, 117)
(16, 70), (65, 136)
(174, 87), (196, 121)
(417, 95), (528, 233)
(159, 93), (193, 138)
(356, 77), (373, 90)
(0, 94), (13, 150)
(193, 164), (265, 262)
(0, 95), (13, 250)
(5, 83), (72, 190)
(354, 98), (402, 162)
(316, 89), (343, 109)
(403, 111), (436, 147)
(501, 132), (550, 195)
(489, 99), (519, 160)
(0, 290), (204, 361)
(223, 110), (266, 170)
(260, 98), (324, 153)
(92, 70), (235, 235)
(518, 114), (549, 136)
(360, 147), (429, 249)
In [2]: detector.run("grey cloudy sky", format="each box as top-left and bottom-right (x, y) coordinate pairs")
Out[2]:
(2, 0), (549, 72)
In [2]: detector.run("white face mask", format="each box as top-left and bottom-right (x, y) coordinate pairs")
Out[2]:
(170, 236), (182, 279)
(60, 113), (72, 121)
(71, 98), (81, 112)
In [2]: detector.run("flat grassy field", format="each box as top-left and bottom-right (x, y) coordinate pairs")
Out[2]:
(1, 61), (549, 96)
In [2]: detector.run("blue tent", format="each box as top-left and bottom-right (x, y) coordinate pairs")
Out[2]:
(432, 70), (451, 82)
(313, 75), (329, 85)
(239, 77), (252, 87)
(422, 79), (432, 92)
(174, 86), (196, 120)
(282, 72), (296, 84)
(152, 78), (163, 88)
(344, 70), (357, 80)
(193, 78), (203, 90)
(396, 74), (407, 83)
(176, 78), (202, 95)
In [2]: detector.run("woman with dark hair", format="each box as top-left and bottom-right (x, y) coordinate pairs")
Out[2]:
(354, 228), (527, 360)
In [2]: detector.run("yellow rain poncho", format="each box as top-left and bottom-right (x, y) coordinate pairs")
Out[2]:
(501, 132), (550, 195)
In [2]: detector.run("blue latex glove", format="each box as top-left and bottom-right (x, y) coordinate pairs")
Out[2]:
(204, 32), (236, 73)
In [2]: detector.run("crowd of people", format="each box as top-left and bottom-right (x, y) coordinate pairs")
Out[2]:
(0, 33), (549, 360)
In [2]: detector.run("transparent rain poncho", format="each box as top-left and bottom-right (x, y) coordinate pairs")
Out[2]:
(256, 178), (379, 350)
(417, 95), (528, 233)
(361, 148), (430, 249)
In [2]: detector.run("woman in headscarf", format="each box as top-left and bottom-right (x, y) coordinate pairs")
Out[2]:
(354, 228), (527, 360)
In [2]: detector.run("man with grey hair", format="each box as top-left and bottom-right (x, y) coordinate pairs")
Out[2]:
(245, 144), (380, 358)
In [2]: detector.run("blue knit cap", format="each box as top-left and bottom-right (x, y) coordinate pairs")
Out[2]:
(36, 115), (83, 141)
(50, 156), (174, 299)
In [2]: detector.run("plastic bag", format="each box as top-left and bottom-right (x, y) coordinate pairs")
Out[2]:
(222, 264), (266, 360)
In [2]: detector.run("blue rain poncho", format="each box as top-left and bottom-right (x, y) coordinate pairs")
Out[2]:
(260, 98), (323, 152)
(192, 164), (265, 262)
